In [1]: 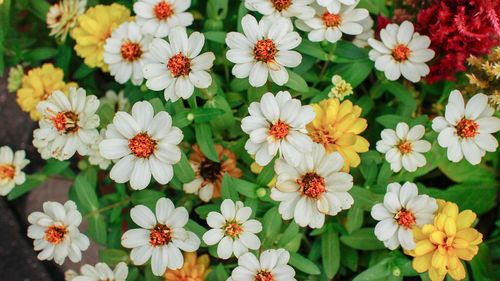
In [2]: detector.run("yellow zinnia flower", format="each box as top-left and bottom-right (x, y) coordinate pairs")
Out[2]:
(16, 63), (77, 121)
(163, 252), (211, 281)
(70, 3), (131, 71)
(407, 200), (483, 281)
(306, 98), (369, 172)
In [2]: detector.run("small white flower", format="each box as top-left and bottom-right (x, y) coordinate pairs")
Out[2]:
(371, 182), (437, 250)
(368, 21), (435, 83)
(271, 143), (354, 228)
(317, 0), (358, 13)
(296, 3), (368, 43)
(227, 248), (296, 281)
(226, 14), (302, 87)
(432, 90), (500, 165)
(99, 101), (183, 190)
(100, 90), (130, 112)
(376, 122), (431, 173)
(65, 262), (128, 281)
(143, 28), (215, 102)
(33, 87), (100, 161)
(121, 198), (200, 276)
(88, 129), (111, 170)
(103, 21), (152, 86)
(133, 0), (193, 38)
(352, 16), (374, 48)
(27, 200), (90, 265)
(245, 0), (315, 20)
(202, 199), (262, 259)
(241, 91), (315, 166)
(0, 146), (30, 196)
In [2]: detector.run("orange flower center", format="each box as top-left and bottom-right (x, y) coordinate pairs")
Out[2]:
(271, 0), (291, 11)
(0, 164), (15, 180)
(321, 12), (342, 28)
(49, 111), (79, 133)
(149, 224), (172, 247)
(200, 160), (222, 183)
(456, 119), (479, 139)
(308, 128), (336, 146)
(120, 42), (142, 62)
(398, 141), (412, 154)
(44, 225), (67, 245)
(396, 209), (416, 230)
(269, 120), (290, 140)
(392, 44), (411, 62)
(254, 39), (277, 63)
(129, 133), (156, 158)
(255, 271), (275, 281)
(168, 53), (191, 77)
(297, 172), (326, 199)
(223, 221), (243, 237)
(153, 1), (174, 20)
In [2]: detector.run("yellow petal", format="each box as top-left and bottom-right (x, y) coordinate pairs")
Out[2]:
(415, 240), (437, 256)
(431, 248), (448, 269)
(454, 247), (477, 261)
(456, 210), (476, 230)
(353, 136), (370, 152)
(429, 231), (446, 245)
(422, 224), (437, 235)
(429, 266), (447, 281)
(455, 228), (483, 245)
(434, 214), (446, 231)
(444, 217), (457, 237)
(452, 238), (470, 249)
(412, 252), (433, 273)
(448, 260), (466, 280)
(442, 202), (459, 219)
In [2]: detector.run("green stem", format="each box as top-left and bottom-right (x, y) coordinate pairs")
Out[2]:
(313, 43), (337, 88)
(83, 197), (131, 220)
(199, 88), (214, 101)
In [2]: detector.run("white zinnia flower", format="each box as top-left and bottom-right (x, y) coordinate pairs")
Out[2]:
(352, 16), (374, 48)
(202, 199), (262, 259)
(227, 249), (296, 281)
(226, 14), (302, 87)
(88, 129), (111, 170)
(241, 91), (315, 166)
(368, 21), (435, 83)
(244, 0), (315, 20)
(99, 101), (183, 190)
(376, 122), (431, 173)
(27, 200), (90, 265)
(103, 21), (152, 86)
(33, 87), (100, 161)
(432, 90), (500, 165)
(133, 0), (193, 38)
(100, 90), (130, 112)
(371, 182), (437, 250)
(65, 262), (128, 281)
(296, 3), (368, 43)
(121, 198), (200, 276)
(0, 146), (30, 196)
(271, 143), (354, 228)
(143, 28), (215, 102)
(317, 0), (357, 13)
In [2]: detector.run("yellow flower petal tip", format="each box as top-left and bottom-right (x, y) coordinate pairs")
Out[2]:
(163, 252), (211, 280)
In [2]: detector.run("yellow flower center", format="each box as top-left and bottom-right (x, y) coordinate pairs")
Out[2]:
(455, 118), (479, 139)
(168, 53), (191, 77)
(269, 120), (290, 140)
(297, 172), (326, 199)
(149, 224), (172, 247)
(120, 42), (143, 62)
(254, 39), (277, 63)
(321, 12), (342, 28)
(398, 141), (412, 154)
(396, 209), (416, 229)
(255, 271), (275, 281)
(129, 133), (156, 159)
(153, 1), (174, 20)
(271, 0), (291, 11)
(47, 110), (80, 134)
(44, 225), (67, 245)
(0, 164), (15, 180)
(223, 221), (243, 237)
(392, 44), (411, 62)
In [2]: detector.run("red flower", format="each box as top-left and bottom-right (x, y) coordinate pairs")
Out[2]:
(376, 14), (391, 38)
(416, 0), (500, 83)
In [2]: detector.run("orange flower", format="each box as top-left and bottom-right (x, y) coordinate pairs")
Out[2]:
(183, 144), (242, 202)
(163, 252), (211, 281)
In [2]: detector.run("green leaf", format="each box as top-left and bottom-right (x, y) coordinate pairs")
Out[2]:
(232, 178), (258, 198)
(185, 219), (207, 247)
(426, 183), (497, 215)
(173, 151), (195, 183)
(74, 174), (99, 213)
(206, 95), (235, 131)
(381, 79), (417, 111)
(24, 47), (58, 61)
(376, 115), (412, 128)
(296, 40), (329, 61)
(262, 206), (282, 247)
(126, 267), (139, 281)
(148, 98), (164, 114)
(172, 111), (193, 128)
(322, 227), (340, 278)
(194, 123), (219, 162)
(204, 31), (227, 44)
(28, 0), (50, 21)
(131, 190), (165, 210)
(98, 249), (128, 266)
(56, 43), (72, 76)
(350, 186), (383, 210)
(145, 266), (163, 281)
(277, 222), (299, 248)
(42, 159), (70, 176)
(195, 204), (220, 219)
(339, 60), (373, 88)
(207, 263), (229, 281)
(73, 63), (95, 79)
(220, 173), (239, 201)
(192, 107), (225, 122)
(353, 258), (391, 281)
(340, 228), (385, 250)
(285, 70), (309, 93)
(7, 173), (47, 200)
(347, 204), (364, 233)
(256, 159), (276, 187)
(340, 243), (358, 272)
(88, 215), (107, 245)
(357, 0), (389, 16)
(289, 252), (321, 275)
(470, 244), (493, 281)
(97, 104), (115, 129)
(438, 160), (496, 183)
